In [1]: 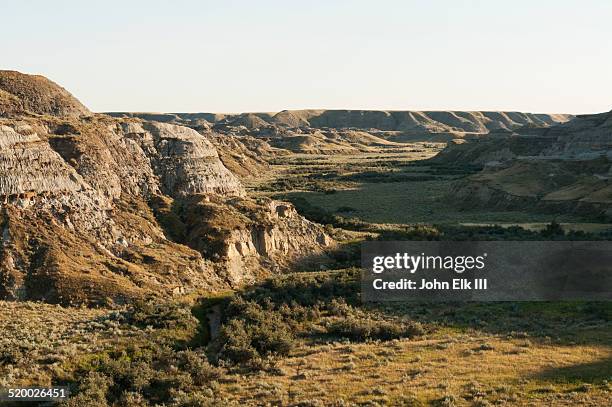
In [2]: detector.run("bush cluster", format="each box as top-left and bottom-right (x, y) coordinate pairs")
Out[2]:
(283, 197), (369, 230)
(210, 271), (426, 366)
(216, 298), (296, 364)
(126, 300), (197, 330)
(63, 346), (223, 407)
(325, 317), (425, 341)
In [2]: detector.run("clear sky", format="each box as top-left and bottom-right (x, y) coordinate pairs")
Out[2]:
(3, 0), (611, 114)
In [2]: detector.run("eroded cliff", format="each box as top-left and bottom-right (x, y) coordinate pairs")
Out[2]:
(0, 72), (331, 305)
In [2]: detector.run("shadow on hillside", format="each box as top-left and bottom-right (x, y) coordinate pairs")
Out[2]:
(385, 301), (612, 345)
(533, 356), (612, 384)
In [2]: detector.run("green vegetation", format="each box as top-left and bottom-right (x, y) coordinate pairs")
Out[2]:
(63, 347), (223, 407)
(278, 181), (587, 225)
(207, 270), (425, 366)
(3, 267), (610, 406)
(254, 152), (595, 226)
(54, 273), (611, 406)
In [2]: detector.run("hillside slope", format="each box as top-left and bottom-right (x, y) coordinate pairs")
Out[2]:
(0, 70), (90, 117)
(110, 110), (571, 155)
(436, 110), (612, 219)
(0, 72), (330, 305)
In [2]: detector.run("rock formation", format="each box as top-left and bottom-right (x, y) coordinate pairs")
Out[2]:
(205, 133), (273, 179)
(111, 110), (571, 134)
(0, 71), (331, 305)
(435, 110), (612, 219)
(110, 109), (571, 154)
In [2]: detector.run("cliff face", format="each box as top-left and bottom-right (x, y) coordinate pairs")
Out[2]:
(205, 133), (273, 179)
(116, 121), (245, 197)
(540, 111), (612, 157)
(223, 200), (331, 281)
(0, 71), (331, 305)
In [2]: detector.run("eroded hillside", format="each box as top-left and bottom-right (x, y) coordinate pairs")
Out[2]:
(109, 109), (571, 154)
(0, 71), (331, 305)
(112, 109), (571, 134)
(435, 111), (612, 219)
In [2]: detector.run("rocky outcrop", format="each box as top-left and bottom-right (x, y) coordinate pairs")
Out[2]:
(0, 116), (232, 304)
(0, 72), (331, 305)
(223, 200), (332, 282)
(205, 133), (272, 179)
(0, 122), (112, 236)
(540, 110), (612, 158)
(150, 194), (331, 285)
(116, 121), (245, 197)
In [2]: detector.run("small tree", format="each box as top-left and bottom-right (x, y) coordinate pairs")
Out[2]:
(542, 220), (564, 238)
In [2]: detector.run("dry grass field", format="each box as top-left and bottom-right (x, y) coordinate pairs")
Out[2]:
(215, 333), (612, 406)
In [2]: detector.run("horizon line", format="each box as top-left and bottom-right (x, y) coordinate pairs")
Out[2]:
(100, 108), (587, 116)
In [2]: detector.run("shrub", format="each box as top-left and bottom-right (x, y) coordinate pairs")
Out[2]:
(167, 390), (218, 407)
(177, 350), (222, 386)
(62, 372), (112, 407)
(326, 317), (424, 341)
(326, 298), (354, 317)
(216, 299), (295, 364)
(127, 300), (197, 331)
(209, 270), (425, 368)
(63, 308), (223, 406)
(542, 220), (564, 237)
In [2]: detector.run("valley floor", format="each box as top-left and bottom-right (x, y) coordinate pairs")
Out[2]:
(217, 331), (612, 406)
(251, 149), (599, 227)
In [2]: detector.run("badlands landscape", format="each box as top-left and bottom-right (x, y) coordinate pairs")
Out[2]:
(1, 71), (611, 406)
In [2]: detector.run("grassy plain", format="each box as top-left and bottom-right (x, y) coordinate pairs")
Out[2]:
(250, 150), (595, 227)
